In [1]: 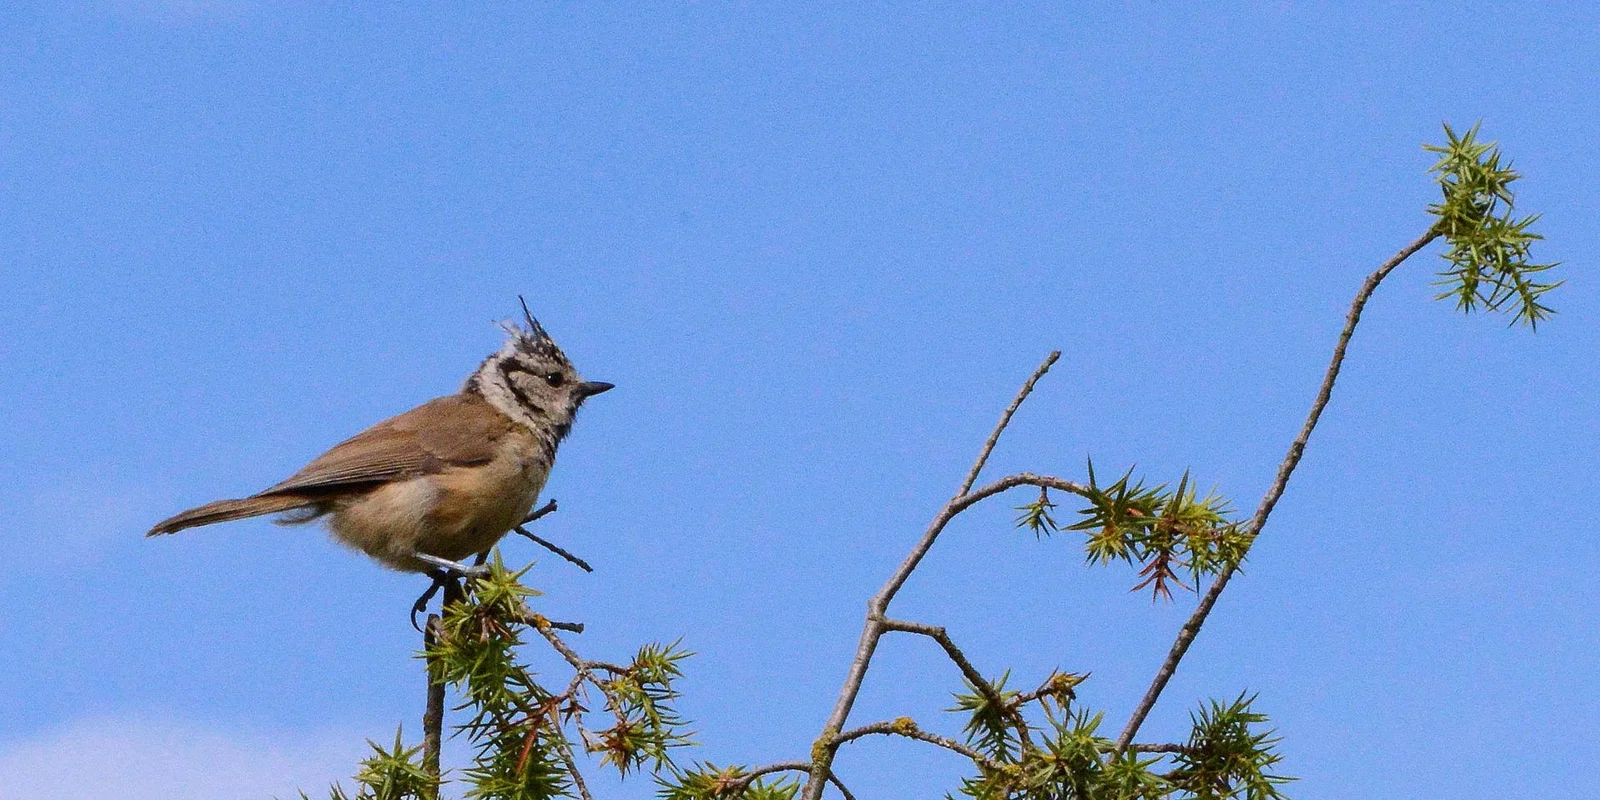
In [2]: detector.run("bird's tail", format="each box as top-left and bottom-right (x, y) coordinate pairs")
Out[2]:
(146, 494), (315, 537)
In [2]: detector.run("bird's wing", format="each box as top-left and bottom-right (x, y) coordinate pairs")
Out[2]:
(258, 393), (513, 496)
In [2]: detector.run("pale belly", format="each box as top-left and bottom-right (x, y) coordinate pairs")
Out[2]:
(326, 450), (549, 572)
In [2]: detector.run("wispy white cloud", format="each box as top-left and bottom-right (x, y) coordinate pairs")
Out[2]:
(0, 717), (371, 800)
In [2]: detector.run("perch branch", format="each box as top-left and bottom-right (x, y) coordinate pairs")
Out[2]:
(421, 580), (465, 794)
(421, 615), (445, 797)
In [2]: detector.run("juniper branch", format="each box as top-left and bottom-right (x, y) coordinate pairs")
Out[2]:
(833, 718), (990, 763)
(421, 614), (446, 799)
(421, 578), (466, 795)
(878, 618), (1034, 750)
(723, 762), (854, 799)
(1115, 228), (1439, 750)
(729, 760), (811, 786)
(552, 729), (595, 800)
(803, 352), (1060, 800)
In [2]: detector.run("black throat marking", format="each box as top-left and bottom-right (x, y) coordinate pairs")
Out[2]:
(497, 360), (550, 418)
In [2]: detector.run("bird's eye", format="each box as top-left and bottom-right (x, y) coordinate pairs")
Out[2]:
(544, 372), (565, 387)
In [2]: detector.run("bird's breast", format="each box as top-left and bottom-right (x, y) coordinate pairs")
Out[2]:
(421, 433), (551, 560)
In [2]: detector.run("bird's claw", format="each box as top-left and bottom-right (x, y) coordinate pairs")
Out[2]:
(415, 553), (491, 579)
(410, 571), (451, 632)
(409, 555), (489, 631)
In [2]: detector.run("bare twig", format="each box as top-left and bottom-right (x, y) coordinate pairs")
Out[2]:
(959, 352), (1062, 496)
(826, 771), (858, 800)
(523, 606), (627, 676)
(508, 499), (595, 572)
(551, 727), (595, 800)
(1114, 229), (1441, 750)
(729, 763), (856, 797)
(1122, 743), (1193, 754)
(522, 498), (559, 525)
(955, 473), (1087, 515)
(513, 525), (595, 573)
(879, 618), (1033, 749)
(1015, 670), (1087, 707)
(803, 352), (1060, 800)
(729, 761), (811, 786)
(517, 615), (586, 634)
(727, 761), (855, 798)
(833, 719), (990, 763)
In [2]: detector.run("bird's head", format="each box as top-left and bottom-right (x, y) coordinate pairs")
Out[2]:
(466, 298), (614, 436)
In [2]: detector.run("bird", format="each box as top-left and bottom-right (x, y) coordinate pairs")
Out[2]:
(147, 300), (614, 584)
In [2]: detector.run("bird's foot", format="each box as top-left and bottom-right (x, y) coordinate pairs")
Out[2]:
(409, 555), (491, 632)
(415, 553), (492, 580)
(410, 570), (452, 632)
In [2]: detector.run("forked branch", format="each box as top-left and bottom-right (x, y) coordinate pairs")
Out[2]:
(878, 618), (1033, 750)
(802, 351), (1061, 799)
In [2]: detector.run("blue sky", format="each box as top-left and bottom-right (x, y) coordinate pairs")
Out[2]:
(1, 2), (1596, 798)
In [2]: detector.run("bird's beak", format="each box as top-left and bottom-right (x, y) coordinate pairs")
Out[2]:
(577, 381), (615, 398)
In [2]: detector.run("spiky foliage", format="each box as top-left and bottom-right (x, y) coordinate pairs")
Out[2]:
(657, 764), (801, 800)
(1426, 122), (1560, 328)
(949, 673), (1026, 763)
(949, 676), (1288, 800)
(1165, 695), (1291, 800)
(428, 558), (571, 800)
(1015, 462), (1248, 601)
(309, 555), (693, 800)
(303, 729), (438, 800)
(588, 641), (695, 775)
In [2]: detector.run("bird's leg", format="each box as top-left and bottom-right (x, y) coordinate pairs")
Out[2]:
(415, 552), (492, 579)
(408, 554), (492, 630)
(410, 569), (455, 632)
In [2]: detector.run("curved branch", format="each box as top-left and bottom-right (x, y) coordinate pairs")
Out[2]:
(879, 618), (1033, 749)
(1115, 228), (1441, 749)
(959, 352), (1062, 496)
(804, 353), (1061, 800)
(833, 719), (989, 763)
(953, 473), (1088, 515)
(731, 760), (810, 785)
